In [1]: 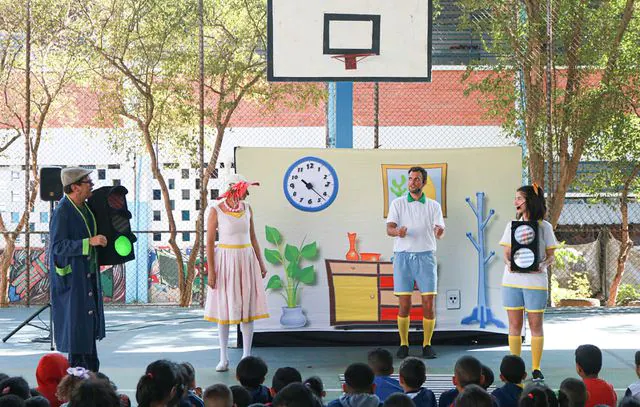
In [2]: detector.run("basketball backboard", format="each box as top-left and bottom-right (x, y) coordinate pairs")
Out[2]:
(267, 0), (432, 82)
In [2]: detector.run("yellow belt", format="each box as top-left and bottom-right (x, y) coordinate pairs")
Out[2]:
(217, 243), (252, 249)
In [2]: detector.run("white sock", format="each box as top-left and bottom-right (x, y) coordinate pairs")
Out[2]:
(240, 322), (254, 359)
(218, 323), (229, 364)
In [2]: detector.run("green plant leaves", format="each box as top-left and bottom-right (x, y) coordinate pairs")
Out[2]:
(266, 275), (283, 290)
(265, 225), (282, 245)
(296, 265), (315, 284)
(300, 242), (317, 260)
(286, 262), (300, 278)
(284, 244), (300, 262)
(264, 248), (282, 265)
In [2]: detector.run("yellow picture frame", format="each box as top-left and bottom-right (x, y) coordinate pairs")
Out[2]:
(381, 163), (448, 218)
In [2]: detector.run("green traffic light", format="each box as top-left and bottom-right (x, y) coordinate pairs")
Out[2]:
(114, 236), (132, 257)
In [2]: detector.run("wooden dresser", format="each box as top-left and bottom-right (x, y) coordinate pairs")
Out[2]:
(326, 259), (424, 326)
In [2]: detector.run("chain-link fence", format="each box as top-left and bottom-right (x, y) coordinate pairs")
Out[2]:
(1, 0), (638, 308)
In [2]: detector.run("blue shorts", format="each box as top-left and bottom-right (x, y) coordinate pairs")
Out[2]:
(393, 251), (437, 295)
(502, 286), (547, 312)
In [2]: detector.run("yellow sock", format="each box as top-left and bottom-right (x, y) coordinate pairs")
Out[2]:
(508, 335), (522, 356)
(531, 336), (544, 370)
(398, 316), (409, 346)
(422, 318), (435, 347)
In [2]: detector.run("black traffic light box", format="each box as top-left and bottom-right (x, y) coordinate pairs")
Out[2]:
(88, 185), (137, 266)
(510, 220), (539, 272)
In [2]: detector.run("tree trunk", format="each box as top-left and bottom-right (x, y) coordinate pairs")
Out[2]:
(0, 235), (16, 307)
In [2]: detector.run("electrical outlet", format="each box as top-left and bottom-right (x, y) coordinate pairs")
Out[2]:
(446, 289), (460, 310)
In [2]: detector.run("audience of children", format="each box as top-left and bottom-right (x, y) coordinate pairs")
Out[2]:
(1, 345), (638, 407)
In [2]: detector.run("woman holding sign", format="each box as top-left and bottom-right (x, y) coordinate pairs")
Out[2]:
(499, 184), (558, 381)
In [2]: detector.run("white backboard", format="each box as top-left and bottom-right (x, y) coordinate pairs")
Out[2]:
(267, 0), (432, 82)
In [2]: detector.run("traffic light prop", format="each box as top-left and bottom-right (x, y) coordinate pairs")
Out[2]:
(88, 185), (137, 265)
(510, 221), (539, 272)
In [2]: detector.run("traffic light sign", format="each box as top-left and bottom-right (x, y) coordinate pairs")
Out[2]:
(88, 185), (137, 265)
(510, 221), (539, 272)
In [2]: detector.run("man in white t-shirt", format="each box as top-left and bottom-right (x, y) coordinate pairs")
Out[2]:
(386, 167), (445, 359)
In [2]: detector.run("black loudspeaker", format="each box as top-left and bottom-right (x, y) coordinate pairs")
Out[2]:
(510, 221), (539, 272)
(40, 167), (63, 202)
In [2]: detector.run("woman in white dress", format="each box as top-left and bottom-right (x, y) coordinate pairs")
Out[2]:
(204, 175), (269, 372)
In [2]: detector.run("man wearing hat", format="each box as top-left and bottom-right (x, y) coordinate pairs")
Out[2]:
(49, 167), (107, 371)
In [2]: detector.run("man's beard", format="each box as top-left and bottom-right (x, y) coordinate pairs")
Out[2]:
(409, 187), (422, 194)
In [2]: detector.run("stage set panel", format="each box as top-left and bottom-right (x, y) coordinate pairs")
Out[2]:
(235, 147), (521, 335)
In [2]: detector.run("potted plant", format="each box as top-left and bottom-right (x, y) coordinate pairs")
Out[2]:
(264, 225), (318, 328)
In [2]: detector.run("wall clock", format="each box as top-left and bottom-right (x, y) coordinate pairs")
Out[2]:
(283, 156), (339, 212)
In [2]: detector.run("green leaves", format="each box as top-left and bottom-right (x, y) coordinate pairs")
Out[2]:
(295, 266), (315, 284)
(264, 248), (282, 265)
(266, 275), (283, 290)
(265, 225), (282, 245)
(300, 242), (318, 260)
(284, 244), (300, 262)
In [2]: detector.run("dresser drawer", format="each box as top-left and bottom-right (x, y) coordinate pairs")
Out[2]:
(327, 261), (377, 275)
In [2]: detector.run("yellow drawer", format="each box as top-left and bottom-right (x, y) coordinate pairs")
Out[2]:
(333, 275), (378, 322)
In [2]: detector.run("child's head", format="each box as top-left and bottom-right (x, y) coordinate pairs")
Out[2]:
(24, 396), (49, 407)
(236, 356), (268, 389)
(0, 377), (31, 400)
(203, 384), (233, 407)
(515, 185), (546, 221)
(230, 385), (252, 407)
(398, 357), (426, 391)
(519, 384), (551, 407)
(343, 363), (375, 395)
(618, 396), (640, 407)
(480, 365), (494, 390)
(575, 344), (602, 377)
(136, 359), (180, 407)
(455, 384), (493, 407)
(0, 395), (26, 407)
(70, 378), (120, 407)
(635, 350), (640, 377)
(272, 383), (315, 407)
(181, 362), (197, 390)
(383, 393), (416, 407)
(368, 348), (394, 376)
(35, 353), (69, 393)
(56, 368), (94, 403)
(500, 355), (527, 385)
(303, 377), (325, 400)
(558, 378), (587, 407)
(272, 368), (302, 395)
(453, 356), (483, 390)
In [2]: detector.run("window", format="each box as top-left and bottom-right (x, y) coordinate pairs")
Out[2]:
(108, 164), (120, 169)
(153, 233), (161, 241)
(195, 179), (201, 190)
(168, 179), (175, 190)
(153, 211), (161, 221)
(211, 169), (218, 179)
(182, 210), (190, 221)
(11, 191), (19, 202)
(153, 190), (161, 200)
(11, 212), (19, 223)
(210, 189), (219, 200)
(29, 223), (35, 231)
(40, 212), (48, 223)
(195, 200), (200, 210)
(40, 234), (47, 244)
(182, 232), (191, 242)
(182, 189), (190, 200)
(11, 171), (19, 180)
(170, 200), (175, 210)
(182, 169), (189, 179)
(98, 169), (106, 180)
(113, 179), (121, 186)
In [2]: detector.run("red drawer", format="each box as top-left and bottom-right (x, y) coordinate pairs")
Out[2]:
(380, 307), (423, 321)
(379, 276), (394, 288)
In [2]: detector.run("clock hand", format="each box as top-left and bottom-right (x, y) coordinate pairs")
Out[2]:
(300, 179), (325, 201)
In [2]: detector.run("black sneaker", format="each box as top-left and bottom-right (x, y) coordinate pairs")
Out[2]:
(422, 345), (437, 359)
(532, 370), (544, 380)
(397, 345), (409, 359)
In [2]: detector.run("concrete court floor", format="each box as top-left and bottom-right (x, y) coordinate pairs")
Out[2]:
(1, 306), (638, 403)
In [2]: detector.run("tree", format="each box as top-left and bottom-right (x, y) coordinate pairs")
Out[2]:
(0, 0), (87, 306)
(458, 0), (637, 227)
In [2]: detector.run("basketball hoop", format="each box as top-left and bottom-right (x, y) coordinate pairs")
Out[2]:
(331, 53), (374, 70)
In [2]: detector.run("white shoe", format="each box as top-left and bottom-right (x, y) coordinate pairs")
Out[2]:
(215, 360), (229, 372)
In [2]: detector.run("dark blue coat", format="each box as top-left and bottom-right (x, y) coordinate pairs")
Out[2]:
(49, 196), (105, 354)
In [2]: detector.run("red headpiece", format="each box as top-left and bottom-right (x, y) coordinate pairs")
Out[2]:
(219, 180), (259, 200)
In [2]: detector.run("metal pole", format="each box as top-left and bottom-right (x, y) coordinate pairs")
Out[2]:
(198, 0), (206, 306)
(373, 82), (379, 148)
(24, 0), (32, 306)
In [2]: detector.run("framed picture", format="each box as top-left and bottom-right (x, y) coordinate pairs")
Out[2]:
(381, 163), (447, 218)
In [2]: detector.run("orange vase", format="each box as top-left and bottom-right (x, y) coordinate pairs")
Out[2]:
(346, 232), (360, 261)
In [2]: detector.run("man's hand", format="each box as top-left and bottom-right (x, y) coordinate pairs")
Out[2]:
(207, 272), (216, 289)
(434, 225), (444, 239)
(397, 226), (407, 238)
(89, 235), (107, 247)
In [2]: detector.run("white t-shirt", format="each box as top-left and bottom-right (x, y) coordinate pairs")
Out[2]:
(499, 220), (559, 289)
(386, 194), (445, 252)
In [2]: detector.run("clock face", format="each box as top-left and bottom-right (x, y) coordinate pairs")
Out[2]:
(283, 156), (339, 212)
